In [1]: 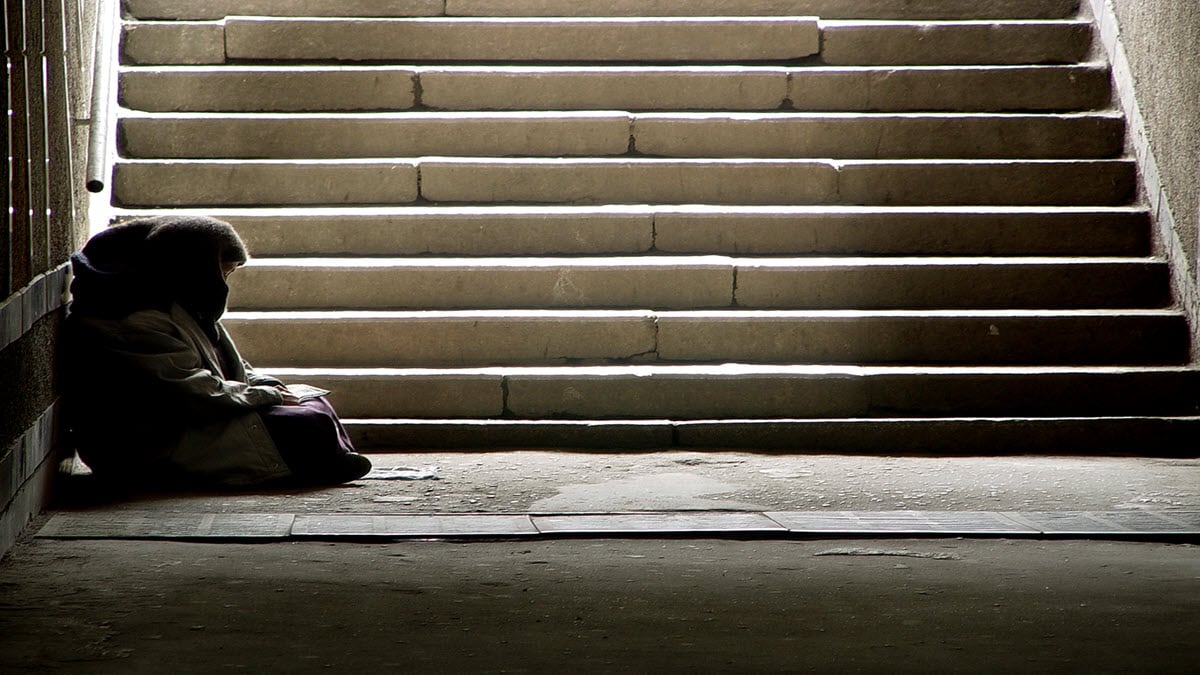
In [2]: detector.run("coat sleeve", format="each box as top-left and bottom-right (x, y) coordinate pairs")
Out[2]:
(243, 361), (285, 387)
(101, 311), (285, 414)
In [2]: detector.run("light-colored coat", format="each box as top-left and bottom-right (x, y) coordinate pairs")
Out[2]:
(67, 303), (292, 486)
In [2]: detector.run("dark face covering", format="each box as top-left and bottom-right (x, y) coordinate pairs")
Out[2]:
(69, 216), (248, 343)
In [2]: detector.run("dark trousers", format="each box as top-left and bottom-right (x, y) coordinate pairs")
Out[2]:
(260, 397), (356, 479)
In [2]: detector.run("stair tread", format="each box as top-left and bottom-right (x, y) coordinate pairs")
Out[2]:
(121, 111), (1123, 160)
(342, 416), (1200, 453)
(120, 111), (1124, 120)
(221, 16), (821, 63)
(264, 364), (1200, 375)
(240, 255), (1159, 265)
(118, 63), (1110, 113)
(114, 204), (1152, 216)
(224, 308), (1184, 319)
(126, 0), (1081, 21)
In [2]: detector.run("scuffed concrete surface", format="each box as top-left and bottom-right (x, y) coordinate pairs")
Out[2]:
(1, 538), (1197, 673)
(50, 452), (1200, 515)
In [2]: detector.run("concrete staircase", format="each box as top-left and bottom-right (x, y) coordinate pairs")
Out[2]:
(108, 0), (1200, 453)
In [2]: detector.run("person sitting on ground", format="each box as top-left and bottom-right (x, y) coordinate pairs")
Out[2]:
(64, 215), (372, 488)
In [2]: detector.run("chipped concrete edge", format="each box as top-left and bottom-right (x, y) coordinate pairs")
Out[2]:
(1085, 0), (1200, 360)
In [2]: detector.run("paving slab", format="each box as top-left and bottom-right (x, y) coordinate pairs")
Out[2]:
(1004, 510), (1200, 535)
(35, 512), (295, 539)
(291, 513), (537, 537)
(532, 512), (786, 535)
(32, 509), (1200, 541)
(765, 510), (1036, 535)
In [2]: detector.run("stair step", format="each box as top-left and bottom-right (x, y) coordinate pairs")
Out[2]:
(119, 66), (420, 112)
(120, 64), (1112, 113)
(112, 158), (1136, 207)
(819, 20), (1091, 66)
(631, 113), (1121, 159)
(121, 18), (1086, 67)
(345, 417), (1199, 454)
(223, 17), (820, 63)
(122, 22), (227, 65)
(448, 0), (1081, 21)
(223, 309), (1188, 367)
(226, 257), (1169, 310)
(120, 205), (1146, 257)
(417, 158), (1135, 206)
(119, 112), (632, 159)
(119, 112), (1124, 160)
(257, 365), (1200, 419)
(125, 0), (1081, 21)
(108, 2), (1194, 457)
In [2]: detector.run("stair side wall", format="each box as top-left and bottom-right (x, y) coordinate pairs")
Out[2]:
(1088, 0), (1200, 359)
(1, 0), (97, 559)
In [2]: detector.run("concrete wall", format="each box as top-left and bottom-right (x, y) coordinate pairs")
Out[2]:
(1088, 0), (1200, 352)
(1, 0), (97, 558)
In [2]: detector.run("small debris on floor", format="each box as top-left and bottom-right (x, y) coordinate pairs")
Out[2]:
(361, 466), (440, 481)
(814, 548), (963, 560)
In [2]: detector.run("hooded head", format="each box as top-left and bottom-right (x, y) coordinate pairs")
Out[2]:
(70, 216), (248, 338)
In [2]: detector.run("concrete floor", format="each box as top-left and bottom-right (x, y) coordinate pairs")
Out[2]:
(46, 451), (1200, 514)
(2, 452), (1198, 673)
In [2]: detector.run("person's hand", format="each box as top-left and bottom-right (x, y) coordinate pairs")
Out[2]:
(274, 385), (301, 406)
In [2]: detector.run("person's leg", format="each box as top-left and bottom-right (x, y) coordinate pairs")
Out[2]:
(259, 398), (371, 483)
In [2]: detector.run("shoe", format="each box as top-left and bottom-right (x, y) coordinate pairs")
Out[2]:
(331, 452), (373, 483)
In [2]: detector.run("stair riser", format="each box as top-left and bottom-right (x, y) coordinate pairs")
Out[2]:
(650, 210), (1150, 257)
(113, 160), (1136, 207)
(227, 261), (1168, 310)
(346, 418), (1199, 455)
(204, 208), (1149, 258)
(224, 314), (1188, 367)
(223, 18), (820, 63)
(267, 370), (1200, 419)
(119, 68), (419, 112)
(422, 66), (1113, 113)
(448, 0), (1082, 21)
(121, 19), (1081, 67)
(119, 114), (1124, 160)
(120, 66), (1111, 113)
(126, 0), (1081, 21)
(125, 0), (444, 20)
(819, 21), (1090, 66)
(120, 116), (631, 159)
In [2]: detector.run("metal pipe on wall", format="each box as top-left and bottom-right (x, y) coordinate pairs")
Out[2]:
(84, 0), (114, 193)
